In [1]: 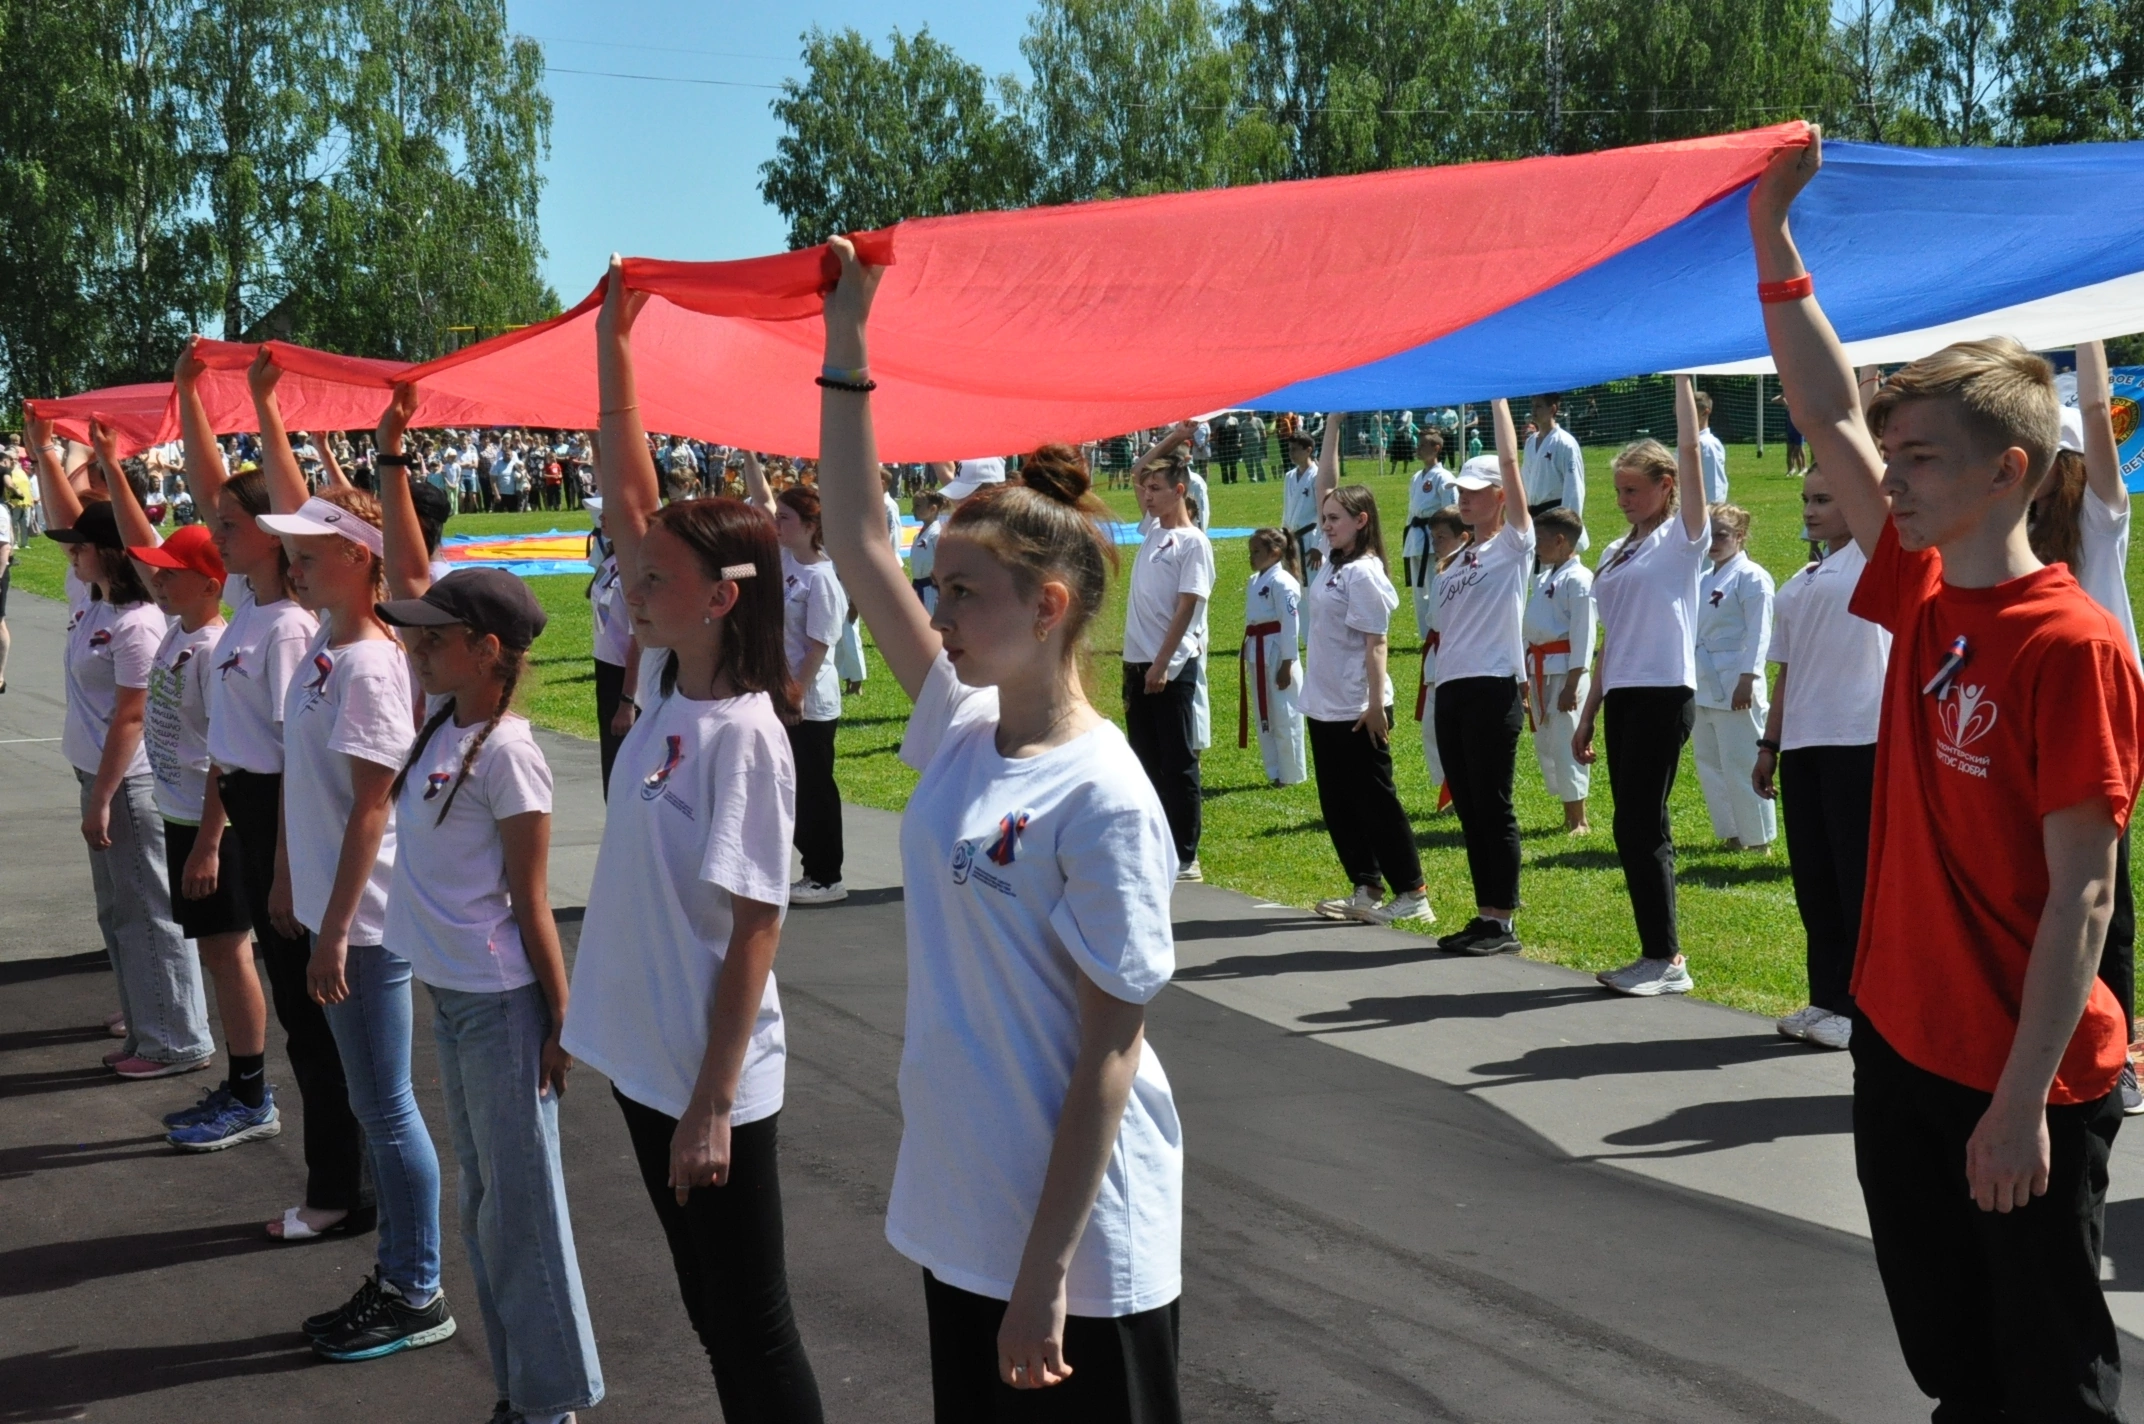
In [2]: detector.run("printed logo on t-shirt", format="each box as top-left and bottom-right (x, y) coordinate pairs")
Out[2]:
(951, 808), (1033, 898)
(1935, 682), (1998, 778)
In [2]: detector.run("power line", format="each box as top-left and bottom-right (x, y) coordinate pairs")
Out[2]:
(542, 65), (785, 91)
(531, 34), (796, 65)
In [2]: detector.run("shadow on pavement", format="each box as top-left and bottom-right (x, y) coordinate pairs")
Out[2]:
(1292, 984), (1602, 1032)
(1588, 1094), (1854, 1159)
(0, 1221), (283, 1297)
(0, 1133), (171, 1183)
(1467, 1033), (1805, 1087)
(0, 1025), (108, 1054)
(0, 953), (107, 988)
(0, 1066), (123, 1101)
(1173, 914), (1364, 945)
(0, 1333), (314, 1420)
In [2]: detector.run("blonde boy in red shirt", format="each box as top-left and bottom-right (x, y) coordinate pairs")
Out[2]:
(1754, 131), (2144, 1420)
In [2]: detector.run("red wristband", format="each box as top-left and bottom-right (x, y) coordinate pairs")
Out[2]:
(1759, 274), (1814, 304)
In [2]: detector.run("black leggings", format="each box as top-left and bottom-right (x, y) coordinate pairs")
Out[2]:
(594, 658), (627, 799)
(2102, 829), (2134, 1041)
(923, 1271), (1182, 1424)
(218, 769), (371, 1215)
(1306, 713), (1422, 896)
(615, 1093), (823, 1423)
(1602, 686), (1694, 961)
(1122, 660), (1202, 865)
(787, 718), (843, 886)
(1779, 743), (1876, 1015)
(1435, 677), (1524, 911)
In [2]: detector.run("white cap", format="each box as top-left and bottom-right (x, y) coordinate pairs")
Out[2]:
(941, 457), (1006, 500)
(256, 496), (383, 555)
(1452, 455), (1502, 492)
(2059, 404), (2086, 455)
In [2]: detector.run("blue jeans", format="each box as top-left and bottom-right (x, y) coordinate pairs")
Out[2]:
(432, 982), (604, 1414)
(78, 769), (209, 1063)
(322, 942), (441, 1299)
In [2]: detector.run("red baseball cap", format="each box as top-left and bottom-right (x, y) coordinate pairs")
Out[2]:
(128, 524), (226, 582)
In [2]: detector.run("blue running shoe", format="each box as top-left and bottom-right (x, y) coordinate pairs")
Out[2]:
(168, 1087), (281, 1152)
(162, 1082), (233, 1130)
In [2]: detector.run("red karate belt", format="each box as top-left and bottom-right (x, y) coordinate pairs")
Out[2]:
(1524, 638), (1572, 732)
(1414, 631), (1441, 721)
(1239, 620), (1283, 747)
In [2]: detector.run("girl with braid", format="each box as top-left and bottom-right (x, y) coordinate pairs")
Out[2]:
(372, 386), (603, 1424)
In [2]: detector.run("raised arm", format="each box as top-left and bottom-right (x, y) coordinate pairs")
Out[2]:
(1673, 375), (1710, 538)
(1128, 421), (1196, 483)
(375, 386), (428, 598)
(174, 338), (231, 511)
(1314, 413), (1341, 508)
(593, 256), (662, 583)
(24, 408), (85, 530)
(246, 349), (309, 514)
(1492, 397), (1531, 535)
(91, 419), (160, 551)
(817, 236), (938, 699)
(739, 449), (775, 518)
(2076, 339), (2126, 515)
(1749, 130), (1887, 554)
(317, 433), (352, 491)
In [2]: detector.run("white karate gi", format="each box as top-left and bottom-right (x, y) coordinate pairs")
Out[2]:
(1523, 557), (1596, 803)
(1523, 427), (1588, 551)
(1692, 551), (1776, 845)
(1417, 564), (1444, 791)
(1400, 465), (1458, 601)
(1241, 565), (1306, 784)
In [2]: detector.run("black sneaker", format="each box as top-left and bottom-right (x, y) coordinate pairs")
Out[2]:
(1436, 917), (1493, 952)
(303, 1269), (383, 1338)
(1454, 921), (1521, 957)
(2123, 1062), (2144, 1117)
(311, 1277), (456, 1361)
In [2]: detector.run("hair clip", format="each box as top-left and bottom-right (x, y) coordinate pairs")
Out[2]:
(719, 562), (758, 580)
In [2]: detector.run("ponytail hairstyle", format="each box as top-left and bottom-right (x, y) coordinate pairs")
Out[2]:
(2029, 448), (2087, 574)
(648, 496), (800, 721)
(1613, 438), (1680, 519)
(946, 442), (1116, 662)
(1709, 502), (1753, 541)
(1324, 484), (1388, 570)
(389, 643), (528, 825)
(76, 499), (152, 606)
(776, 484), (825, 551)
(220, 468), (292, 588)
(310, 486), (388, 605)
(1247, 526), (1299, 582)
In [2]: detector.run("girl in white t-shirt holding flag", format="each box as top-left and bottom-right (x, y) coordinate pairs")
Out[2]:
(563, 260), (823, 1421)
(817, 239), (1185, 1422)
(372, 388), (604, 1421)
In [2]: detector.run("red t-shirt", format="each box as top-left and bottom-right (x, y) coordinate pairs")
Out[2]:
(1850, 519), (2144, 1103)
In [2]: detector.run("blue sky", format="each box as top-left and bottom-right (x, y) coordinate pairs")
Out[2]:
(504, 2), (1034, 300)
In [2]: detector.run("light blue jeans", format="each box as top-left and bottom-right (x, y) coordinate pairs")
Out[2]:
(322, 942), (442, 1300)
(78, 769), (209, 1064)
(432, 982), (604, 1414)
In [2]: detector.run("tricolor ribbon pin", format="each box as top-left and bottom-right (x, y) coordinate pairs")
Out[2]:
(1922, 635), (1968, 699)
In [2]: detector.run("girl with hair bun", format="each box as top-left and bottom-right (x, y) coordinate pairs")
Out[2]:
(817, 239), (1184, 1422)
(564, 261), (821, 1421)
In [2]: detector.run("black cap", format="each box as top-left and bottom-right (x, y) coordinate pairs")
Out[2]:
(377, 568), (548, 650)
(45, 501), (122, 549)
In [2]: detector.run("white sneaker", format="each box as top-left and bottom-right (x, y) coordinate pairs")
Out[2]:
(789, 878), (849, 906)
(1803, 1011), (1852, 1049)
(1357, 888), (1433, 926)
(1603, 956), (1693, 997)
(1314, 885), (1380, 922)
(1176, 860), (1204, 883)
(1776, 1005), (1827, 1041)
(1596, 956), (1647, 988)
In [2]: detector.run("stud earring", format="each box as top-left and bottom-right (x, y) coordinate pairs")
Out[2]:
(1035, 622), (1050, 642)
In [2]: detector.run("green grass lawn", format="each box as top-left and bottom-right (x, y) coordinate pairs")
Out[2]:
(15, 448), (2134, 1018)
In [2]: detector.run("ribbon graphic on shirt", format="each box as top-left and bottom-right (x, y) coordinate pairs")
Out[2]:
(640, 734), (685, 799)
(422, 771), (453, 801)
(217, 650), (243, 678)
(88, 629), (111, 648)
(1922, 635), (1969, 700)
(985, 810), (1032, 867)
(305, 652), (332, 694)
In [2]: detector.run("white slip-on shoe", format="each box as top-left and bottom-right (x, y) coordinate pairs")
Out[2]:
(789, 878), (849, 906)
(1314, 885), (1380, 922)
(1358, 888), (1432, 925)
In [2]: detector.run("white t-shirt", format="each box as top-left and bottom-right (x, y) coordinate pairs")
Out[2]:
(1694, 552), (1774, 710)
(564, 658), (794, 1124)
(1698, 429), (1729, 506)
(908, 516), (941, 581)
(64, 566), (92, 617)
(1123, 523), (1214, 678)
(1592, 518), (1710, 692)
(782, 552), (848, 723)
(145, 618), (222, 823)
(2077, 491), (2139, 666)
(280, 631), (415, 944)
(63, 598), (165, 777)
(0, 503), (12, 547)
(1300, 556), (1399, 721)
(207, 584), (319, 775)
(385, 704), (553, 994)
(590, 555), (633, 668)
(891, 653), (1182, 1316)
(1431, 520), (1535, 683)
(1769, 541), (1891, 749)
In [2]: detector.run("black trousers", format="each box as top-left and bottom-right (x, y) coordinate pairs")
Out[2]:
(1603, 686), (1694, 960)
(2102, 829), (2134, 1041)
(1306, 713), (1423, 896)
(1852, 1019), (2124, 1422)
(594, 658), (627, 800)
(1779, 743), (1876, 1015)
(616, 1093), (824, 1423)
(786, 718), (843, 886)
(1122, 660), (1202, 864)
(218, 770), (371, 1216)
(923, 1271), (1182, 1424)
(1435, 676), (1524, 911)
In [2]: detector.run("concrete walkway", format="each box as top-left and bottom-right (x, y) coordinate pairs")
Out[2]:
(1, 586), (2136, 1421)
